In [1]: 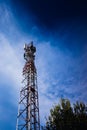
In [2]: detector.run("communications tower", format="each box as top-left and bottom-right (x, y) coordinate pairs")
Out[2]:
(16, 42), (40, 130)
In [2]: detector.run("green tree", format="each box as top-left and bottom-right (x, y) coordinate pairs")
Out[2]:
(42, 99), (87, 130)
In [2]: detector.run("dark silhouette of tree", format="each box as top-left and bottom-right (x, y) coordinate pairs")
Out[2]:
(42, 99), (87, 130)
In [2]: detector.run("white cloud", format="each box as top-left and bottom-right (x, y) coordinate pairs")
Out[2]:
(36, 42), (87, 115)
(0, 2), (87, 127)
(0, 33), (23, 96)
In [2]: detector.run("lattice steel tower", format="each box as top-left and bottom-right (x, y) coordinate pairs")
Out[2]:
(16, 42), (40, 130)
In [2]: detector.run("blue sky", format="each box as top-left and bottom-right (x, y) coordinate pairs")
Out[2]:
(0, 0), (87, 129)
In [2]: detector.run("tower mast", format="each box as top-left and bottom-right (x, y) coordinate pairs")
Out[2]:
(16, 42), (40, 130)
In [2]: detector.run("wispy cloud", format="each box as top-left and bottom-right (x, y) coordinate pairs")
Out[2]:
(0, 2), (87, 128)
(36, 42), (87, 123)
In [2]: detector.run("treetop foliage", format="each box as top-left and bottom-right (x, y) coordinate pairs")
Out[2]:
(42, 98), (87, 130)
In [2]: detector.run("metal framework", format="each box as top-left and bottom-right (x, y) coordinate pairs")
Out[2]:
(16, 42), (40, 130)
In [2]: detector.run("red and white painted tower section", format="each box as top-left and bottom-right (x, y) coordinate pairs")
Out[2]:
(16, 42), (40, 130)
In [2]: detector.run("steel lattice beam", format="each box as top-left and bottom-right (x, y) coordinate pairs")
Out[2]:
(16, 42), (40, 130)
